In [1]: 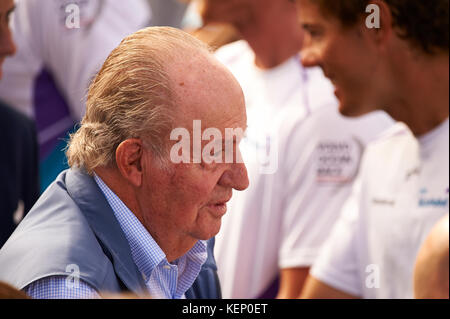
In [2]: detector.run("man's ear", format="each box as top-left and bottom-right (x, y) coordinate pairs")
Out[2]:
(364, 0), (394, 50)
(116, 139), (144, 187)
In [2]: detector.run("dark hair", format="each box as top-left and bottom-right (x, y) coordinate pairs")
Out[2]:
(310, 0), (449, 54)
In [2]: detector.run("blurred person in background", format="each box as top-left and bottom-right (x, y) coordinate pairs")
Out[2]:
(201, 0), (393, 299)
(147, 0), (188, 28)
(183, 0), (241, 50)
(0, 0), (151, 191)
(296, 0), (449, 298)
(0, 0), (39, 248)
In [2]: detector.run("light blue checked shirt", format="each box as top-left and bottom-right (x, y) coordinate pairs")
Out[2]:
(25, 174), (207, 299)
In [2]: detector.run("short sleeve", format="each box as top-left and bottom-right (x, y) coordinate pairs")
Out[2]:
(24, 276), (101, 299)
(279, 180), (357, 268)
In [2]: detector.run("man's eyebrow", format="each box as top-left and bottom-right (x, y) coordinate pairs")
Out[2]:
(301, 23), (323, 32)
(301, 23), (314, 29)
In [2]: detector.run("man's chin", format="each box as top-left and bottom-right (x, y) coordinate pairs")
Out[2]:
(338, 100), (370, 118)
(189, 216), (222, 241)
(198, 221), (222, 241)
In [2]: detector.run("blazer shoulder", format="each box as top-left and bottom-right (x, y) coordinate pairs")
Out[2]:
(0, 172), (117, 292)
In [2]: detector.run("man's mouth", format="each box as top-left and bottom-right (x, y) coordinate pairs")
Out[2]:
(325, 75), (341, 99)
(206, 196), (232, 217)
(334, 87), (341, 100)
(206, 202), (228, 217)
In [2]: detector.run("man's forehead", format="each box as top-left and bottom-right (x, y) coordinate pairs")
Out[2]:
(168, 52), (226, 99)
(172, 97), (247, 139)
(164, 46), (246, 134)
(170, 51), (228, 82)
(175, 108), (247, 131)
(171, 58), (244, 104)
(297, 0), (322, 20)
(296, 0), (346, 32)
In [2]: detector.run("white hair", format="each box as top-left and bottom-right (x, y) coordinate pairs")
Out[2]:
(66, 26), (211, 174)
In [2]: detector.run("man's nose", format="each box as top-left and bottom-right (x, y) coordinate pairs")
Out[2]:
(219, 162), (249, 191)
(300, 46), (319, 68)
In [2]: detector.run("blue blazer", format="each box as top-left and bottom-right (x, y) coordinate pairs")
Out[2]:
(0, 168), (221, 298)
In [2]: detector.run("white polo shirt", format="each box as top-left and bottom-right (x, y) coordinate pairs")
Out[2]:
(213, 40), (395, 298)
(311, 118), (449, 298)
(0, 0), (150, 120)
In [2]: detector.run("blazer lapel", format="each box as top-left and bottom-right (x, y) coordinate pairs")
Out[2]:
(65, 168), (147, 295)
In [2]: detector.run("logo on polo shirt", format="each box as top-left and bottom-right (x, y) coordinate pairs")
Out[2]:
(372, 198), (396, 206)
(315, 136), (363, 184)
(418, 188), (449, 208)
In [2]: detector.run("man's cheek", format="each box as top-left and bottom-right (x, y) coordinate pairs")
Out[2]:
(170, 168), (218, 200)
(175, 182), (211, 208)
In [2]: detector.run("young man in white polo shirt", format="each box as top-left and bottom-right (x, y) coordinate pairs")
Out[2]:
(296, 0), (449, 298)
(199, 0), (393, 298)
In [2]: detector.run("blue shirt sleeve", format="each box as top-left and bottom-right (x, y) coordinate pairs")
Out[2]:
(24, 276), (101, 299)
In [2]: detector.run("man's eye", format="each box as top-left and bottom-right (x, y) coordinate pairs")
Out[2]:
(302, 25), (322, 39)
(307, 29), (322, 38)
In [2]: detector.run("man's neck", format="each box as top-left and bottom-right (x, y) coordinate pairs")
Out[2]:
(149, 231), (197, 263)
(386, 51), (449, 136)
(95, 168), (196, 262)
(236, 8), (303, 69)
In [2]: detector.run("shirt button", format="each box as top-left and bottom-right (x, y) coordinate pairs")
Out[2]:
(163, 265), (171, 270)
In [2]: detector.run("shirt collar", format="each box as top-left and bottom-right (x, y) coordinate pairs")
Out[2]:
(93, 174), (207, 297)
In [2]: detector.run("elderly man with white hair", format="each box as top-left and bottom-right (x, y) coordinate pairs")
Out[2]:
(0, 26), (249, 299)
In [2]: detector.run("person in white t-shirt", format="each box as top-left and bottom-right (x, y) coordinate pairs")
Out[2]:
(0, 0), (151, 120)
(200, 0), (394, 299)
(296, 0), (449, 298)
(0, 0), (151, 190)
